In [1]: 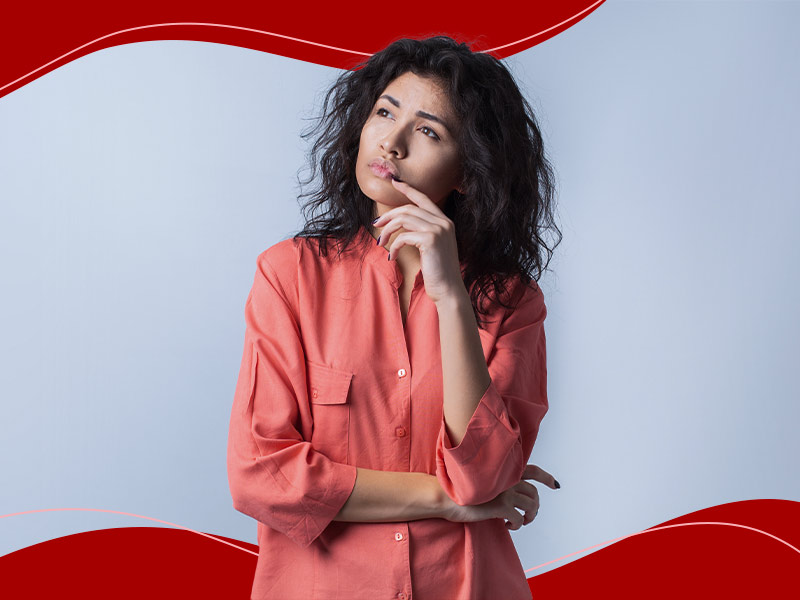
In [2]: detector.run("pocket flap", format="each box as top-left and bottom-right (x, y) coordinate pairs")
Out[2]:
(306, 360), (354, 405)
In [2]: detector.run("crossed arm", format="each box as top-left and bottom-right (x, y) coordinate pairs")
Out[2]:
(335, 468), (446, 522)
(336, 286), (553, 524)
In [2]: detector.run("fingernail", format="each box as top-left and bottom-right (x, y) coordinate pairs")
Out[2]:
(376, 235), (381, 245)
(387, 253), (391, 261)
(372, 217), (379, 224)
(554, 479), (561, 489)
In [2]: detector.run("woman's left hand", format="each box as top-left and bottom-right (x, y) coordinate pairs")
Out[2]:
(374, 179), (464, 304)
(442, 463), (560, 530)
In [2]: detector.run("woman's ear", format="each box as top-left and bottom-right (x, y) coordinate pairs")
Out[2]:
(456, 169), (466, 195)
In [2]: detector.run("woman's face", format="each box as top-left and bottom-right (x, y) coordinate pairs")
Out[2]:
(355, 71), (463, 212)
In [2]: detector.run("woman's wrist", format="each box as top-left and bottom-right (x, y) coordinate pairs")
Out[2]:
(429, 476), (455, 520)
(432, 285), (471, 313)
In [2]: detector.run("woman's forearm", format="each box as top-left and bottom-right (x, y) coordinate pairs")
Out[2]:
(435, 287), (493, 447)
(334, 467), (449, 523)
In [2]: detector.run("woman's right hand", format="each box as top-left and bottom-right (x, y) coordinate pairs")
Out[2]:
(441, 464), (559, 531)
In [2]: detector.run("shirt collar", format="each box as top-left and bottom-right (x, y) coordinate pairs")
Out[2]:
(356, 225), (404, 288)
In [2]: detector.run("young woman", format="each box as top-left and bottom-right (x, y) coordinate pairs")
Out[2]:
(227, 35), (562, 600)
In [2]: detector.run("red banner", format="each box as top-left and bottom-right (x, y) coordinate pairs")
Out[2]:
(0, 0), (605, 98)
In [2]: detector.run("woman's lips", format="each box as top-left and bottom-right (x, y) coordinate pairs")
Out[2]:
(369, 162), (402, 182)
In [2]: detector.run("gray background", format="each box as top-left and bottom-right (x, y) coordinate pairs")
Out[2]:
(1, 0), (798, 576)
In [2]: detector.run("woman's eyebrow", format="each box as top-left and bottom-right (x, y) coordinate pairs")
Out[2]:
(379, 94), (453, 135)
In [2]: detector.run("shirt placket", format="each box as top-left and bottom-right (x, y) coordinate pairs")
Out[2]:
(368, 230), (426, 599)
(390, 261), (421, 599)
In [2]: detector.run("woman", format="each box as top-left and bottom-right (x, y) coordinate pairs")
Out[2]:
(227, 35), (562, 600)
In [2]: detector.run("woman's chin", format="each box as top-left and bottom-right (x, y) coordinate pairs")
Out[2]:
(360, 185), (409, 206)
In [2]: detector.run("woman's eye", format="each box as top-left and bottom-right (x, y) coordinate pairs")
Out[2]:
(374, 107), (438, 140)
(420, 126), (440, 140)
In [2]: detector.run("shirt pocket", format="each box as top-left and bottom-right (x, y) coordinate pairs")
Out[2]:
(306, 360), (354, 464)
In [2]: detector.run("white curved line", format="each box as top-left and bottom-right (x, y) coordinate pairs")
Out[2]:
(0, 507), (258, 557)
(1, 3), (607, 94)
(8, 510), (792, 576)
(524, 520), (800, 574)
(484, 0), (606, 53)
(0, 22), (371, 93)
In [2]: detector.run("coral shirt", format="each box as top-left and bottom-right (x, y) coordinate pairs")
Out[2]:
(226, 225), (549, 600)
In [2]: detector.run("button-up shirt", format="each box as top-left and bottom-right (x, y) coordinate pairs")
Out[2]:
(226, 225), (549, 600)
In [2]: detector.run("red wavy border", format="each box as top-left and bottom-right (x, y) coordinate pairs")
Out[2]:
(0, 1), (605, 98)
(2, 500), (798, 598)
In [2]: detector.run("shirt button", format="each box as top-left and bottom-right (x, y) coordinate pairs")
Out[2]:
(397, 368), (407, 378)
(395, 427), (406, 437)
(311, 388), (318, 399)
(394, 532), (404, 541)
(397, 593), (407, 600)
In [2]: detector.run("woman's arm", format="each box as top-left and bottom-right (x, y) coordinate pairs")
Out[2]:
(334, 468), (447, 522)
(335, 464), (557, 527)
(333, 285), (549, 522)
(433, 281), (549, 506)
(435, 287), (492, 446)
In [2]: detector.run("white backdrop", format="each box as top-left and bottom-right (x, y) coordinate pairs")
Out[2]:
(1, 0), (798, 575)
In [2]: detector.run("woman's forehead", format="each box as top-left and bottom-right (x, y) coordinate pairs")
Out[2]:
(380, 73), (452, 109)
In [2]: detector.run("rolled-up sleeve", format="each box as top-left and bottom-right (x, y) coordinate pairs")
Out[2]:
(226, 249), (358, 548)
(435, 282), (548, 506)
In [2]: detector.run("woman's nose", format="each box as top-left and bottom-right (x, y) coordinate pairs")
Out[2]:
(379, 128), (406, 158)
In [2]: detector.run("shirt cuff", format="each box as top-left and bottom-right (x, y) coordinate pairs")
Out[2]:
(435, 379), (522, 506)
(290, 460), (359, 548)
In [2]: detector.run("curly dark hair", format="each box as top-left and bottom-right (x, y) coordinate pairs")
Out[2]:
(293, 35), (562, 328)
